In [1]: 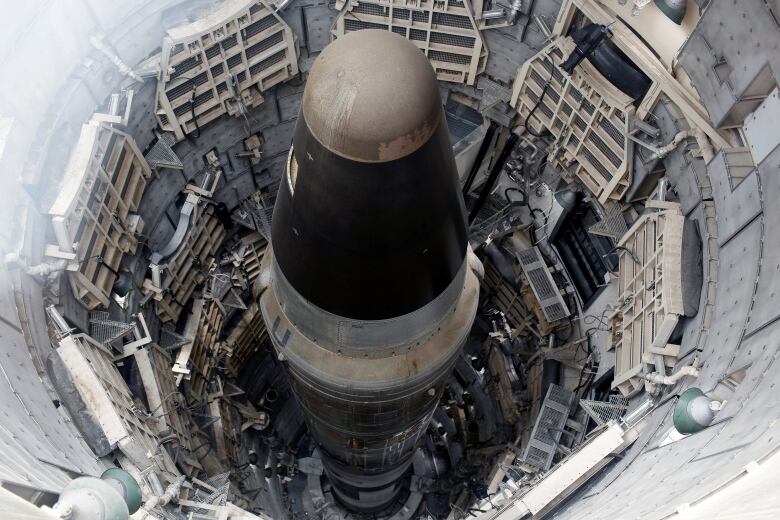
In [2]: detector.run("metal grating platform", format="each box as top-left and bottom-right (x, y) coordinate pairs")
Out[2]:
(523, 384), (575, 471)
(579, 395), (629, 427)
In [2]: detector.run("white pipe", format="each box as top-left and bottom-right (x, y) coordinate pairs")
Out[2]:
(273, 0), (294, 12)
(626, 131), (691, 160)
(643, 365), (699, 386)
(482, 8), (506, 20)
(138, 475), (185, 518)
(692, 127), (715, 163)
(89, 35), (143, 84)
(653, 131), (691, 160)
(4, 252), (68, 277)
(534, 15), (552, 39)
(507, 0), (523, 23)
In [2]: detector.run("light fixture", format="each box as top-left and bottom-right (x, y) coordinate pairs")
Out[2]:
(673, 387), (720, 434)
(111, 271), (134, 298)
(554, 189), (580, 213)
(654, 0), (687, 24)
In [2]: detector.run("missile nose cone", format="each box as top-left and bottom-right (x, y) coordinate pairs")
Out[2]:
(302, 30), (442, 162)
(272, 29), (468, 320)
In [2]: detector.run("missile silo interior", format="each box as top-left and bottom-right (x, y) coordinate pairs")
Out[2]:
(1, 1), (780, 519)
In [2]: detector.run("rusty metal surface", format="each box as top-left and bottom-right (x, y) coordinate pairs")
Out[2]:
(301, 30), (442, 163)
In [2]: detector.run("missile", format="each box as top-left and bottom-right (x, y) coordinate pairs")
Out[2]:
(259, 29), (479, 512)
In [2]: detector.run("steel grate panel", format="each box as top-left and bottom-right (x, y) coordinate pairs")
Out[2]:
(432, 12), (472, 29)
(589, 131), (623, 168)
(344, 18), (388, 31)
(227, 53), (243, 69)
(409, 28), (427, 41)
(429, 31), (475, 48)
(245, 30), (284, 59)
(243, 14), (277, 40)
(170, 55), (201, 80)
(545, 303), (567, 322)
(535, 407), (566, 444)
(579, 395), (629, 426)
(393, 7), (410, 19)
(523, 384), (575, 470)
(210, 63), (224, 77)
(156, 0), (298, 140)
(429, 49), (471, 65)
(352, 2), (388, 16)
(582, 147), (613, 181)
(412, 10), (429, 22)
(600, 118), (625, 147)
(528, 269), (557, 301)
(248, 49), (287, 75)
(516, 247), (571, 323)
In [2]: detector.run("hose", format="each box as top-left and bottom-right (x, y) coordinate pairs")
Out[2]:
(643, 365), (699, 386)
(188, 86), (202, 140)
(523, 68), (553, 138)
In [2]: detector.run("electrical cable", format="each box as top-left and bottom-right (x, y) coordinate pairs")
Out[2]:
(188, 85), (202, 140)
(523, 58), (556, 138)
(605, 245), (640, 265)
(583, 310), (610, 330)
(504, 186), (527, 204)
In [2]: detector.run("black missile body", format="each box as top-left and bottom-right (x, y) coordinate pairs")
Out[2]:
(260, 30), (480, 512)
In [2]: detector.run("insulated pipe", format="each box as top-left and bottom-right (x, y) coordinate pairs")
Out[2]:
(627, 130), (691, 160)
(507, 0), (523, 24)
(643, 365), (699, 386)
(654, 131), (691, 159)
(692, 127), (715, 163)
(4, 252), (68, 277)
(138, 476), (185, 518)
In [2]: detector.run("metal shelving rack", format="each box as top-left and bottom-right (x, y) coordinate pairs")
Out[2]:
(156, 0), (299, 141)
(144, 200), (227, 323)
(609, 202), (685, 397)
(225, 302), (268, 378)
(174, 297), (226, 403)
(48, 121), (150, 309)
(510, 39), (634, 204)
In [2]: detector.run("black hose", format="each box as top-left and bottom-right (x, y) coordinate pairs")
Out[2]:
(605, 245), (640, 265)
(504, 187), (527, 204)
(524, 61), (555, 138)
(188, 86), (202, 140)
